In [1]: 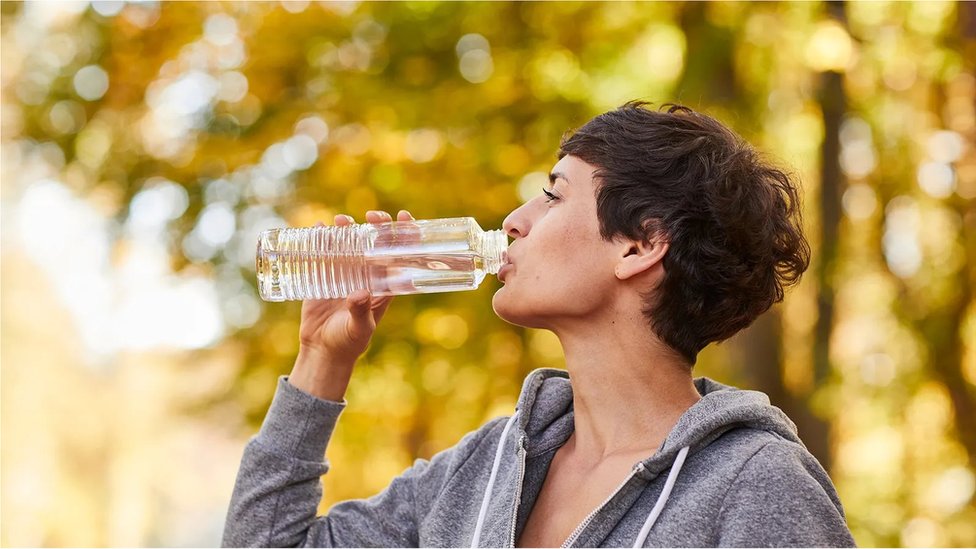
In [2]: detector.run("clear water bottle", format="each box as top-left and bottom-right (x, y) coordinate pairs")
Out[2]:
(256, 217), (508, 302)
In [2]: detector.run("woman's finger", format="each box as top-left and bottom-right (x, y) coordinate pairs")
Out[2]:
(365, 210), (393, 224)
(344, 289), (376, 341)
(334, 214), (355, 226)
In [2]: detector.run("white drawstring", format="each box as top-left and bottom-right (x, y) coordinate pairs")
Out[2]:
(470, 420), (686, 548)
(632, 446), (690, 548)
(470, 412), (520, 548)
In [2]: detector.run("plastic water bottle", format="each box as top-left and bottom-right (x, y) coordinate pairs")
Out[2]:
(256, 217), (508, 302)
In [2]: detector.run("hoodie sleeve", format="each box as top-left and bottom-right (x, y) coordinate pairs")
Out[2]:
(222, 376), (502, 548)
(716, 441), (856, 548)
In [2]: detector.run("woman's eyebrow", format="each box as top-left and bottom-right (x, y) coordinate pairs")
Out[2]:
(549, 171), (570, 184)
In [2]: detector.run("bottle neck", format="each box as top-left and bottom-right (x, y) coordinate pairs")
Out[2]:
(479, 229), (508, 274)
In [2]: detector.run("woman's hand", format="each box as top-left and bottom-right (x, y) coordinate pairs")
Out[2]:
(288, 209), (414, 401)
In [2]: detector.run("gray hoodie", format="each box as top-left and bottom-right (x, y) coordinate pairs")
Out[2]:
(223, 368), (855, 547)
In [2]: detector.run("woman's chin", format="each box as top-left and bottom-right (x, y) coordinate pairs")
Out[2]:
(491, 289), (512, 319)
(491, 289), (523, 325)
(491, 290), (545, 329)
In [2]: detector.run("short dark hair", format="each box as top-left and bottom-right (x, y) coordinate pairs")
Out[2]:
(559, 102), (810, 365)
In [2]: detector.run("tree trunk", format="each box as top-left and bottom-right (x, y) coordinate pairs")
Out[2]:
(808, 0), (849, 474)
(736, 309), (788, 406)
(677, 2), (737, 105)
(925, 1), (976, 463)
(737, 307), (836, 469)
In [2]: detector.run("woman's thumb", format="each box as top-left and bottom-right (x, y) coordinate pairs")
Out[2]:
(346, 289), (375, 335)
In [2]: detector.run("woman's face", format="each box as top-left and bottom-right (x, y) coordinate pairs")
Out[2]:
(492, 155), (621, 329)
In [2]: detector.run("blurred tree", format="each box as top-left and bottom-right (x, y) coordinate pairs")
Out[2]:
(2, 1), (974, 546)
(810, 0), (849, 474)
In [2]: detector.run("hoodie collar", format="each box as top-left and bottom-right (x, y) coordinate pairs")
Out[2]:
(511, 368), (800, 475)
(514, 369), (573, 455)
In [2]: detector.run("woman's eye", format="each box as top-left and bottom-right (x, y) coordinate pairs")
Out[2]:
(542, 187), (559, 202)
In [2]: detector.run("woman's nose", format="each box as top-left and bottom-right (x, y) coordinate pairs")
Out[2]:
(502, 202), (531, 239)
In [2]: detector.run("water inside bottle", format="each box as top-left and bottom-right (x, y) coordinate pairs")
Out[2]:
(365, 253), (486, 295)
(257, 230), (492, 301)
(257, 220), (505, 301)
(260, 251), (488, 300)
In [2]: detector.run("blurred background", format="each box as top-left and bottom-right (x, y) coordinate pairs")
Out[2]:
(1, 1), (974, 546)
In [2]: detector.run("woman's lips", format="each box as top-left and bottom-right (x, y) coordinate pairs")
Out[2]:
(498, 263), (513, 283)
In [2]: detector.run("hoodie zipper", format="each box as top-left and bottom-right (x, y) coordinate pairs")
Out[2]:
(560, 462), (645, 548)
(507, 435), (527, 548)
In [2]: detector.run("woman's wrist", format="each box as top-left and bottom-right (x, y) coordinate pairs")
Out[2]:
(288, 345), (356, 402)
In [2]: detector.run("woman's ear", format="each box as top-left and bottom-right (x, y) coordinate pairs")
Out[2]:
(614, 239), (669, 280)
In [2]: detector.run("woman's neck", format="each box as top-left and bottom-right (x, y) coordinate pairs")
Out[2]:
(553, 315), (701, 462)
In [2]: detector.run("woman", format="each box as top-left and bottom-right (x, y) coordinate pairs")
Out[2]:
(223, 103), (855, 547)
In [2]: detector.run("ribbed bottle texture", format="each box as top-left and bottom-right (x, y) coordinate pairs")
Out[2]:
(257, 217), (508, 302)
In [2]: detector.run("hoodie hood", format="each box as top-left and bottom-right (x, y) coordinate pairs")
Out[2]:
(512, 368), (801, 477)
